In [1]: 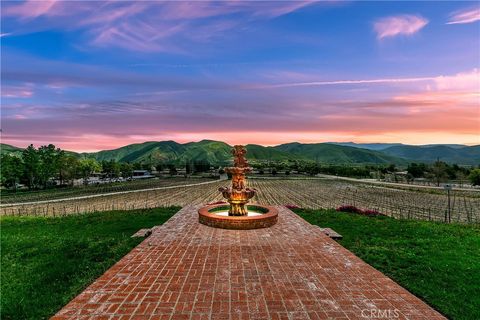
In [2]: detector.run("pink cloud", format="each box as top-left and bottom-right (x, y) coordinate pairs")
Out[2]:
(2, 59), (478, 151)
(1, 84), (34, 98)
(374, 14), (428, 39)
(433, 68), (480, 91)
(447, 7), (480, 25)
(2, 0), (58, 19)
(251, 1), (314, 18)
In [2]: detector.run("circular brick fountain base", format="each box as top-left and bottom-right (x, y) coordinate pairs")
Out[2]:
(198, 204), (278, 230)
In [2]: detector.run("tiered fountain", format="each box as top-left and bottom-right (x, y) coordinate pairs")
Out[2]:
(198, 145), (278, 229)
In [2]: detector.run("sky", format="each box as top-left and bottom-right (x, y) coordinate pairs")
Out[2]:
(1, 0), (479, 152)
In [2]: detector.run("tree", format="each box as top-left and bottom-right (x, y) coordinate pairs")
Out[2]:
(102, 160), (120, 180)
(120, 162), (134, 179)
(407, 163), (426, 178)
(58, 155), (79, 186)
(78, 159), (101, 185)
(468, 169), (480, 186)
(0, 154), (23, 190)
(155, 163), (164, 172)
(38, 144), (63, 188)
(387, 164), (396, 173)
(22, 145), (40, 189)
(193, 160), (210, 173)
(431, 160), (448, 187)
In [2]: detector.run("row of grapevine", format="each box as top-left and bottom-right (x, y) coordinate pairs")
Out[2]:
(249, 179), (480, 223)
(1, 178), (478, 223)
(0, 177), (216, 204)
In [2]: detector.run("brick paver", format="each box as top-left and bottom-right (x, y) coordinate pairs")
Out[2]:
(53, 206), (445, 319)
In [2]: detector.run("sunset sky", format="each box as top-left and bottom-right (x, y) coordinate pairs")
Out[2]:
(1, 1), (479, 152)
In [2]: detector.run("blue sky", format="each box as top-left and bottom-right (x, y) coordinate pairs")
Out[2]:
(1, 1), (479, 151)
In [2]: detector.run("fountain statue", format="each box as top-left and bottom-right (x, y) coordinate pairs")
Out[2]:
(198, 145), (278, 229)
(218, 145), (256, 216)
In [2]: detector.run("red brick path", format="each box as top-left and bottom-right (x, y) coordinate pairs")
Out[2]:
(53, 206), (445, 320)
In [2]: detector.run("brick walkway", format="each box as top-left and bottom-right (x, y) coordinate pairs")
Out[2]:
(54, 206), (445, 320)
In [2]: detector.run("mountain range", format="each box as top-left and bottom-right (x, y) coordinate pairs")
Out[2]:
(1, 140), (479, 165)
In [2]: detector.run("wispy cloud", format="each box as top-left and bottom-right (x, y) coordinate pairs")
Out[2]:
(1, 84), (34, 98)
(2, 0), (59, 19)
(447, 7), (480, 25)
(3, 68), (478, 150)
(251, 76), (436, 89)
(1, 1), (315, 53)
(374, 14), (428, 39)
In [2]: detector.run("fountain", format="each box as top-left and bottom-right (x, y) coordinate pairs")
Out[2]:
(198, 145), (278, 229)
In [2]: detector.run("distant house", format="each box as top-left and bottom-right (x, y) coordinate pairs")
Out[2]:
(132, 170), (154, 179)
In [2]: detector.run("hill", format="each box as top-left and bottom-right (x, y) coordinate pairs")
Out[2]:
(86, 141), (186, 163)
(86, 140), (303, 164)
(327, 142), (404, 151)
(86, 140), (232, 164)
(86, 140), (403, 164)
(0, 144), (23, 156)
(274, 142), (406, 164)
(381, 145), (480, 165)
(2, 141), (478, 165)
(0, 144), (80, 158)
(245, 144), (303, 161)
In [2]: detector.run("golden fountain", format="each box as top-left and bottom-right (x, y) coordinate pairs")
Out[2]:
(218, 145), (256, 216)
(198, 145), (278, 229)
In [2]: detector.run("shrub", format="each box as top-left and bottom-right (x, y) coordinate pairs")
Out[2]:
(336, 205), (385, 217)
(336, 205), (363, 214)
(285, 204), (300, 209)
(361, 209), (385, 217)
(468, 169), (480, 186)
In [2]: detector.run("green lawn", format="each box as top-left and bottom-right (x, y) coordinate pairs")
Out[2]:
(294, 208), (480, 320)
(0, 207), (179, 319)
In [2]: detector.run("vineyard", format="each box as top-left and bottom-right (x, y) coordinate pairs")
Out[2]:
(1, 178), (479, 223)
(248, 179), (480, 223)
(0, 177), (216, 204)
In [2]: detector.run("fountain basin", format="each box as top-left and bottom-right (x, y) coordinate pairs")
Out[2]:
(198, 204), (278, 230)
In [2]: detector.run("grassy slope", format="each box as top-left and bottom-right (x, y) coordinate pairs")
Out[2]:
(294, 208), (480, 320)
(246, 144), (303, 161)
(0, 207), (180, 319)
(0, 143), (23, 156)
(275, 142), (406, 165)
(85, 141), (186, 162)
(382, 145), (480, 165)
(180, 140), (232, 164)
(84, 140), (409, 164)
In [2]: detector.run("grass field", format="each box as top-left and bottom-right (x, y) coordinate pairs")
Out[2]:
(294, 208), (480, 320)
(0, 207), (179, 319)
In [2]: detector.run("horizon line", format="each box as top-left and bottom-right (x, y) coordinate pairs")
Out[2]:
(1, 139), (478, 153)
